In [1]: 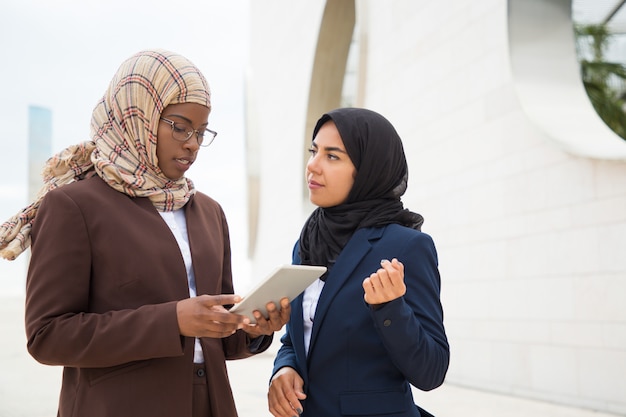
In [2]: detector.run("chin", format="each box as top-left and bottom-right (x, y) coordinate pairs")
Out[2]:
(164, 173), (185, 181)
(311, 200), (333, 209)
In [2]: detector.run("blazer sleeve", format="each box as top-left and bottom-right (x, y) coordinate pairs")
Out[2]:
(271, 322), (298, 378)
(369, 231), (450, 391)
(25, 189), (185, 368)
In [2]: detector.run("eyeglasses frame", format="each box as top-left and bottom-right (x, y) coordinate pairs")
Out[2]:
(159, 117), (217, 147)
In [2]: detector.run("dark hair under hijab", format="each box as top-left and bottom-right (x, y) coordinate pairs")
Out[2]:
(298, 108), (424, 278)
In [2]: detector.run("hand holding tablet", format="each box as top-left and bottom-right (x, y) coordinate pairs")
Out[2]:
(230, 264), (327, 323)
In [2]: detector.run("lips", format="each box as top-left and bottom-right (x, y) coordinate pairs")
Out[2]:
(172, 157), (194, 175)
(175, 158), (193, 166)
(308, 179), (322, 189)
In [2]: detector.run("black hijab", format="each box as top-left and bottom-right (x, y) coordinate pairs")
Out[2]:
(298, 108), (423, 277)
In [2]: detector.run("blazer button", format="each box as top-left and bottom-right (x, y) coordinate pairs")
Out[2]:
(196, 368), (206, 377)
(383, 319), (392, 327)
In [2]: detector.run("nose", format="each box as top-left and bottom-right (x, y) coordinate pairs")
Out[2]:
(306, 152), (320, 174)
(183, 132), (201, 151)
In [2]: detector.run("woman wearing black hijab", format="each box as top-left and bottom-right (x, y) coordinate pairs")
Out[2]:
(268, 108), (449, 417)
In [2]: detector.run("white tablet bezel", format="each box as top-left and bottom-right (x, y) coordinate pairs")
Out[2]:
(229, 264), (327, 323)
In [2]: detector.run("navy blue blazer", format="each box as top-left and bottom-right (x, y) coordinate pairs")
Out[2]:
(272, 224), (449, 417)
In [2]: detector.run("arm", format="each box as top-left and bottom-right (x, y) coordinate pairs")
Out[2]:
(26, 189), (247, 368)
(366, 232), (450, 390)
(272, 323), (298, 373)
(25, 190), (186, 367)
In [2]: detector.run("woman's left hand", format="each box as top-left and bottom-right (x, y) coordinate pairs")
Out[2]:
(241, 297), (291, 337)
(362, 258), (406, 305)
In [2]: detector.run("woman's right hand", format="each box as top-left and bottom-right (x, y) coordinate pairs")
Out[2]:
(176, 294), (249, 338)
(268, 367), (307, 417)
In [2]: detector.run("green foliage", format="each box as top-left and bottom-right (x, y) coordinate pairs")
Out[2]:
(574, 23), (626, 140)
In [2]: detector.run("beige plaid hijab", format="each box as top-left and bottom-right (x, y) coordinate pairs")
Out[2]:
(0, 49), (211, 260)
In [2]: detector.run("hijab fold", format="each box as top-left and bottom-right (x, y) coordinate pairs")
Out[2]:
(298, 108), (424, 276)
(0, 49), (211, 260)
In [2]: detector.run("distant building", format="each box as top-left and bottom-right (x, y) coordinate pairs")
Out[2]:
(28, 106), (52, 202)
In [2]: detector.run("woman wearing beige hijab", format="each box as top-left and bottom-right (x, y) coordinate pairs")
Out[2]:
(0, 49), (289, 417)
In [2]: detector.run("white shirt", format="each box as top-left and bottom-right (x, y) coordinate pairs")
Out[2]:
(159, 209), (204, 363)
(302, 278), (325, 355)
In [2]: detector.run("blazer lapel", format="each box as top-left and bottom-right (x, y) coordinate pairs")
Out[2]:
(307, 227), (384, 357)
(185, 195), (210, 295)
(184, 195), (227, 296)
(290, 293), (310, 382)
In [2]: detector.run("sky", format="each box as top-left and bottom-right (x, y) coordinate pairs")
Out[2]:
(0, 0), (253, 294)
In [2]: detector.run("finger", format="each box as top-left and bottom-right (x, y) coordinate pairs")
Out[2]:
(203, 329), (239, 338)
(205, 316), (240, 328)
(293, 374), (307, 400)
(381, 258), (402, 275)
(265, 301), (278, 318)
(362, 277), (375, 304)
(380, 259), (404, 286)
(383, 259), (404, 283)
(210, 308), (249, 325)
(269, 383), (298, 417)
(370, 269), (387, 289)
(268, 387), (291, 417)
(379, 258), (395, 276)
(279, 298), (291, 322)
(391, 258), (404, 273)
(253, 309), (266, 323)
(253, 310), (271, 333)
(197, 322), (240, 338)
(282, 390), (304, 416)
(199, 294), (242, 307)
(265, 302), (285, 330)
(286, 375), (306, 414)
(269, 398), (295, 417)
(194, 301), (249, 328)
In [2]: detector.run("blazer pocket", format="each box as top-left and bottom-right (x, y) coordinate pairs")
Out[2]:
(87, 360), (151, 386)
(339, 390), (410, 415)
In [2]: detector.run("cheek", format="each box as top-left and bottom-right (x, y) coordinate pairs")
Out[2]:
(155, 143), (164, 170)
(346, 167), (356, 190)
(337, 172), (355, 200)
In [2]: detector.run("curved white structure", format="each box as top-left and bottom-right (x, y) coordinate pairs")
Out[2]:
(508, 0), (626, 160)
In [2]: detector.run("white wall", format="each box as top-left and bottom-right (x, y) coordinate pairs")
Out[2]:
(246, 2), (327, 275)
(247, 0), (626, 414)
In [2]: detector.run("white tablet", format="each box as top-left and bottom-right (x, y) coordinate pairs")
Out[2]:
(229, 264), (327, 323)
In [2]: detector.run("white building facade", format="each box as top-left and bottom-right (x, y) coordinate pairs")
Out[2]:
(244, 0), (626, 414)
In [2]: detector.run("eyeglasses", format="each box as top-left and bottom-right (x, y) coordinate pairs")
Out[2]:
(159, 117), (217, 147)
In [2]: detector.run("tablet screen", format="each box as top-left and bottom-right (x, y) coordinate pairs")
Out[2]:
(229, 264), (327, 323)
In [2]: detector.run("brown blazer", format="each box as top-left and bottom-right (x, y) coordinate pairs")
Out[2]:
(25, 176), (270, 417)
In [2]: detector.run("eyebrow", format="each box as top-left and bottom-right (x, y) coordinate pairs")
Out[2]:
(311, 141), (349, 154)
(163, 113), (208, 127)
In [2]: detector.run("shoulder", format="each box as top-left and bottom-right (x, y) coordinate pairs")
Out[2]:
(376, 223), (435, 244)
(42, 176), (120, 209)
(373, 224), (438, 256)
(190, 190), (221, 207)
(188, 190), (223, 213)
(392, 223), (434, 240)
(186, 191), (228, 226)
